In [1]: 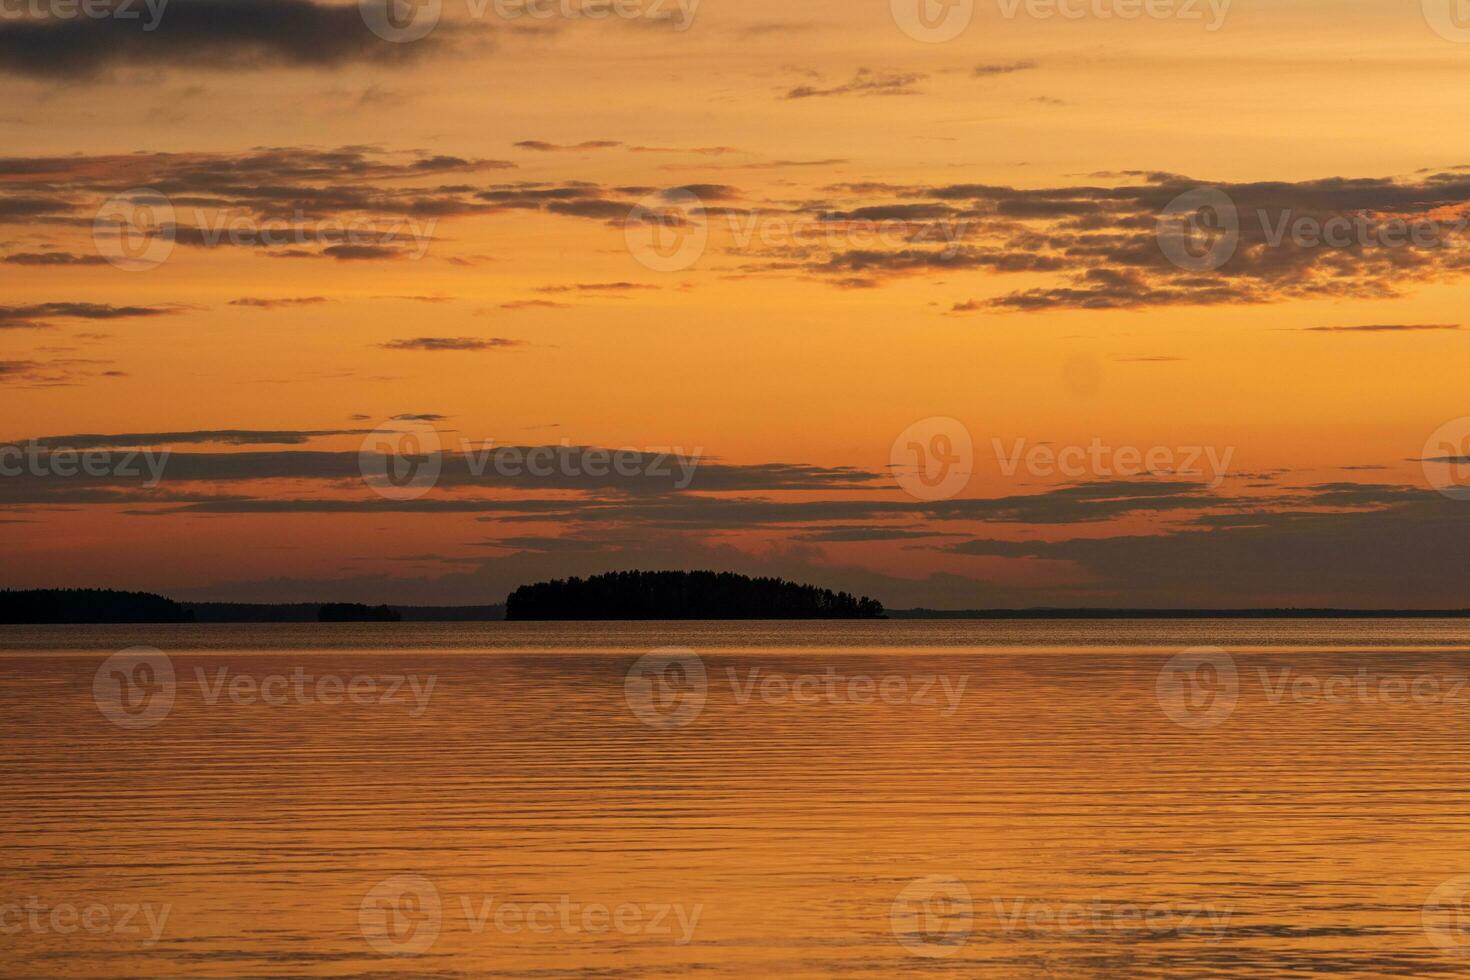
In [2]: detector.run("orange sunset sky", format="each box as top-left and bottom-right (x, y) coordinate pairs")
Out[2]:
(2, 0), (1469, 607)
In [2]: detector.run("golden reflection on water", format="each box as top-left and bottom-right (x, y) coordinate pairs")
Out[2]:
(4, 620), (1470, 976)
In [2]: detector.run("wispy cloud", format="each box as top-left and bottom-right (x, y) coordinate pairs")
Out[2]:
(1304, 323), (1460, 333)
(228, 297), (330, 309)
(784, 69), (925, 100)
(515, 140), (622, 152)
(379, 337), (526, 351)
(0, 303), (178, 329)
(973, 60), (1037, 76)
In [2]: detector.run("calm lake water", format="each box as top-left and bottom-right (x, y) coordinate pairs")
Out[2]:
(5, 620), (1470, 977)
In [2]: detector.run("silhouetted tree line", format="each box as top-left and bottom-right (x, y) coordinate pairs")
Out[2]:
(185, 602), (503, 621)
(0, 591), (477, 623)
(0, 589), (193, 624)
(318, 603), (402, 623)
(505, 570), (886, 620)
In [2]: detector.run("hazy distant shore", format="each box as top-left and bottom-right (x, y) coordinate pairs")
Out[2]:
(4, 588), (1470, 624)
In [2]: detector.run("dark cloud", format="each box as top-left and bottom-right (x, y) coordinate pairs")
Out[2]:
(0, 302), (177, 329)
(0, 446), (883, 502)
(545, 198), (634, 220)
(749, 170), (1470, 303)
(3, 251), (108, 266)
(0, 196), (76, 217)
(117, 478), (1470, 610)
(319, 243), (404, 260)
(821, 204), (955, 222)
(27, 429), (369, 448)
(790, 526), (958, 542)
(0, 357), (124, 387)
(0, 148), (512, 259)
(663, 184), (739, 201)
(0, 0), (443, 80)
(943, 490), (1470, 608)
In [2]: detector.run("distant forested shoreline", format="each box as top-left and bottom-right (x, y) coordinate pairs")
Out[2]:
(505, 571), (887, 620)
(5, 585), (1470, 624)
(0, 590), (501, 624)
